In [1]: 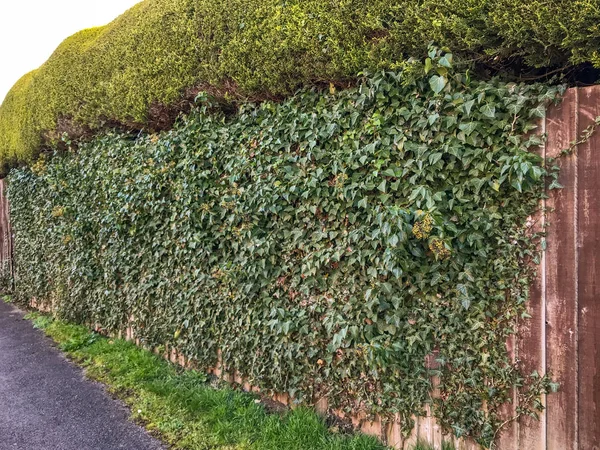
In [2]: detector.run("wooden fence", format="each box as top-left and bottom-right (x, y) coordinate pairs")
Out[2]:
(0, 180), (13, 286)
(497, 85), (600, 450)
(1, 85), (598, 449)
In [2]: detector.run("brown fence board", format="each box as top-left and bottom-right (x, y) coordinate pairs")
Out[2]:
(545, 88), (579, 450)
(0, 180), (13, 283)
(497, 335), (518, 449)
(517, 116), (548, 450)
(576, 86), (600, 450)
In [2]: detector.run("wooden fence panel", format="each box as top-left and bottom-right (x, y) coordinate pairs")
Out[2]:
(576, 86), (600, 450)
(0, 179), (13, 284)
(545, 88), (579, 450)
(518, 114), (548, 450)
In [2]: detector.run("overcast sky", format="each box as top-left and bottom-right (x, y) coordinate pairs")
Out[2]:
(0, 0), (141, 103)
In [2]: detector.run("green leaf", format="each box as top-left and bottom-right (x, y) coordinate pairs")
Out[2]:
(429, 75), (447, 94)
(459, 122), (479, 136)
(424, 57), (433, 74)
(428, 152), (443, 165)
(481, 104), (496, 118)
(439, 54), (453, 68)
(463, 99), (475, 116)
(529, 105), (546, 118)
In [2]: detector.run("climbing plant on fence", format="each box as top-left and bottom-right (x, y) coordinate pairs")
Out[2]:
(8, 50), (562, 447)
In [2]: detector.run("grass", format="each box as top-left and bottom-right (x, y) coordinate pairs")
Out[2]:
(25, 312), (455, 450)
(25, 312), (387, 450)
(412, 442), (456, 450)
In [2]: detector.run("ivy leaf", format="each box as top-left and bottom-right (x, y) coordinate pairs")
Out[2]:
(463, 99), (475, 116)
(481, 104), (496, 118)
(428, 152), (443, 165)
(511, 179), (522, 192)
(429, 75), (447, 94)
(548, 179), (563, 190)
(529, 105), (546, 118)
(439, 53), (453, 68)
(459, 122), (479, 136)
(424, 57), (433, 74)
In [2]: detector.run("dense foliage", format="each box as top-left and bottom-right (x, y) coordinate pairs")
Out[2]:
(0, 0), (598, 172)
(8, 53), (561, 446)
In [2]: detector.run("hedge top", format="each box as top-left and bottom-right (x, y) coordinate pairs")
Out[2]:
(0, 0), (599, 173)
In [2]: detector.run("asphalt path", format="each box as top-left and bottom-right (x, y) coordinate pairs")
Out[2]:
(0, 300), (164, 450)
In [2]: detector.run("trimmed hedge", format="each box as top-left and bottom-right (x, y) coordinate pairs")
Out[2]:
(8, 53), (561, 446)
(0, 0), (599, 172)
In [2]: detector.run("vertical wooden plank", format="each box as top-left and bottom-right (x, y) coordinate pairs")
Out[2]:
(428, 353), (444, 449)
(431, 417), (443, 449)
(404, 416), (419, 449)
(545, 88), (579, 450)
(7, 180), (14, 286)
(314, 396), (328, 415)
(385, 414), (403, 449)
(497, 335), (518, 449)
(517, 117), (547, 450)
(577, 86), (600, 450)
(0, 179), (12, 285)
(360, 416), (382, 440)
(417, 408), (432, 444)
(0, 180), (5, 272)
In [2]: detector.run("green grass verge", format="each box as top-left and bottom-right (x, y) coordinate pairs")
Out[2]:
(26, 312), (396, 450)
(24, 312), (458, 449)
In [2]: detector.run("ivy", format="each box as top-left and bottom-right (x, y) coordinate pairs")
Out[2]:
(7, 51), (563, 447)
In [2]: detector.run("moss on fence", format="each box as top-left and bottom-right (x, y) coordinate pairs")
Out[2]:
(0, 0), (599, 173)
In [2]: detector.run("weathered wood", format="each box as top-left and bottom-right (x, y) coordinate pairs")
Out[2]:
(517, 117), (547, 450)
(0, 180), (13, 285)
(497, 335), (518, 449)
(577, 86), (600, 450)
(545, 88), (579, 450)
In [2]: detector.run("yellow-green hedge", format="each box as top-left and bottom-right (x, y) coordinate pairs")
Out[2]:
(0, 0), (599, 172)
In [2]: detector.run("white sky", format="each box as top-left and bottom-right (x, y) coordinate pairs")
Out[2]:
(0, 0), (141, 103)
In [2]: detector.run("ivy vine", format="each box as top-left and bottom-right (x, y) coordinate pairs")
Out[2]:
(8, 50), (563, 447)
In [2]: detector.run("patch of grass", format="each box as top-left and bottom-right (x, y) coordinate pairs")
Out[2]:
(26, 312), (53, 330)
(412, 440), (456, 450)
(26, 312), (391, 450)
(2, 295), (12, 303)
